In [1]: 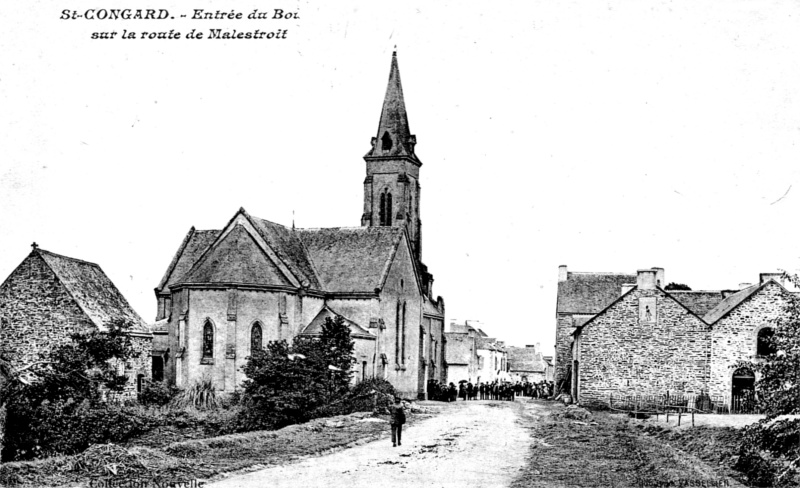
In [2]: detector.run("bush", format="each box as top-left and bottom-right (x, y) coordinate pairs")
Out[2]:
(170, 378), (219, 410)
(239, 315), (355, 430)
(3, 399), (152, 460)
(348, 377), (397, 414)
(138, 379), (176, 406)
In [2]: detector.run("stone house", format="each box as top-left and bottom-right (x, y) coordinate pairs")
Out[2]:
(554, 266), (637, 388)
(0, 245), (153, 396)
(475, 337), (507, 384)
(508, 343), (551, 382)
(445, 320), (508, 384)
(568, 268), (794, 408)
(153, 53), (446, 399)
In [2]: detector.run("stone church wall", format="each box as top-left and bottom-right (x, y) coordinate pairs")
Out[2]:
(577, 289), (710, 407)
(0, 253), (96, 365)
(709, 282), (791, 398)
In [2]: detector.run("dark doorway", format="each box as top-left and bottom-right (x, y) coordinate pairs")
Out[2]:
(152, 356), (164, 382)
(732, 367), (756, 413)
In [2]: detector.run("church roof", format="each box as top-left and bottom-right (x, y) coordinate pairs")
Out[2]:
(668, 290), (726, 317)
(155, 228), (220, 294)
(557, 272), (636, 315)
(35, 249), (149, 333)
(296, 227), (404, 294)
(364, 52), (421, 164)
(299, 306), (374, 339)
(181, 224), (292, 286)
(249, 215), (321, 289)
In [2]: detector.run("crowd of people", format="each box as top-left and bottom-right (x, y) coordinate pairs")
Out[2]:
(426, 379), (555, 402)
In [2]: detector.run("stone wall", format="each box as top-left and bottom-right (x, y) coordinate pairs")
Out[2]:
(554, 314), (574, 386)
(576, 288), (710, 406)
(0, 253), (96, 366)
(709, 282), (792, 398)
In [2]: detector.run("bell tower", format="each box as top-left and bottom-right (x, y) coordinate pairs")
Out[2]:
(361, 51), (423, 263)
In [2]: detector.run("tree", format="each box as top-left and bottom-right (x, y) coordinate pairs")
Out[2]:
(240, 315), (355, 429)
(664, 282), (692, 291)
(734, 273), (800, 486)
(2, 319), (143, 460)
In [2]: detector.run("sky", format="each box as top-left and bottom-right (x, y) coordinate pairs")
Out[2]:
(3, 1), (800, 356)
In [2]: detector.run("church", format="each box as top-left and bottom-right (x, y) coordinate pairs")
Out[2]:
(153, 53), (446, 399)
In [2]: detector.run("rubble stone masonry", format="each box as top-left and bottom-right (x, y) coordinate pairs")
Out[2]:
(577, 288), (710, 407)
(709, 281), (792, 398)
(0, 253), (95, 365)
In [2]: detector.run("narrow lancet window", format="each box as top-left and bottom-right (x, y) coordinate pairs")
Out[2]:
(251, 322), (263, 353)
(202, 321), (214, 358)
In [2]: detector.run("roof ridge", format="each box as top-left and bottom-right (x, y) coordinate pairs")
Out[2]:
(37, 249), (100, 268)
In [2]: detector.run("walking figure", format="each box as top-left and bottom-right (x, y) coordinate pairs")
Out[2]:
(390, 396), (406, 447)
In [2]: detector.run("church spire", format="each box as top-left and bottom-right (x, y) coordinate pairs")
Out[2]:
(365, 51), (420, 165)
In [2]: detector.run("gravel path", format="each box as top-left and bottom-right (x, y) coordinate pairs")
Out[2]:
(208, 400), (531, 488)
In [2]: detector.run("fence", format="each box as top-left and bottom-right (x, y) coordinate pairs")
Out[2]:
(608, 392), (762, 419)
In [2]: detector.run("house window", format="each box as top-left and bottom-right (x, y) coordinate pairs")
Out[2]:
(202, 321), (214, 359)
(757, 327), (776, 357)
(251, 322), (263, 353)
(151, 356), (164, 382)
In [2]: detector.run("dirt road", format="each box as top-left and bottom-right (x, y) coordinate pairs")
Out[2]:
(208, 400), (531, 488)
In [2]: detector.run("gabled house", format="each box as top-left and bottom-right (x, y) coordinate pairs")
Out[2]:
(569, 268), (795, 408)
(0, 245), (152, 395)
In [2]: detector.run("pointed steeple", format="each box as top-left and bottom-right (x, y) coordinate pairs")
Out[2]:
(365, 51), (421, 165)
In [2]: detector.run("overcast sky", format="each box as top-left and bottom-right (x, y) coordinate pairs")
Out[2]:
(3, 1), (800, 355)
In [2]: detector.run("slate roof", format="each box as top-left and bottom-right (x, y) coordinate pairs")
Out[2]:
(161, 209), (410, 296)
(249, 216), (321, 289)
(181, 224), (291, 286)
(296, 227), (403, 293)
(557, 272), (636, 314)
(37, 249), (148, 333)
(299, 306), (374, 339)
(668, 291), (726, 317)
(507, 346), (545, 373)
(156, 228), (220, 294)
(703, 283), (765, 325)
(476, 337), (504, 352)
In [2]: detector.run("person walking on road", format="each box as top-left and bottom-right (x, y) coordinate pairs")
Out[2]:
(390, 396), (406, 447)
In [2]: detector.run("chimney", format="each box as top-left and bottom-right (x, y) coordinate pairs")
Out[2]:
(760, 273), (783, 285)
(739, 283), (753, 290)
(558, 265), (568, 282)
(652, 268), (665, 288)
(621, 284), (635, 295)
(637, 269), (657, 290)
(536, 342), (541, 352)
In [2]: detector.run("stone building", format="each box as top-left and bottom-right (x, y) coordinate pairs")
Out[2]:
(153, 53), (446, 399)
(508, 343), (552, 382)
(567, 267), (795, 408)
(554, 265), (637, 388)
(0, 245), (153, 396)
(445, 320), (507, 384)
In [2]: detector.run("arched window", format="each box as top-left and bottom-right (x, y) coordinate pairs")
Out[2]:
(251, 322), (263, 353)
(381, 131), (393, 151)
(395, 301), (401, 363)
(202, 321), (214, 358)
(379, 190), (393, 226)
(401, 301), (406, 363)
(757, 327), (776, 357)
